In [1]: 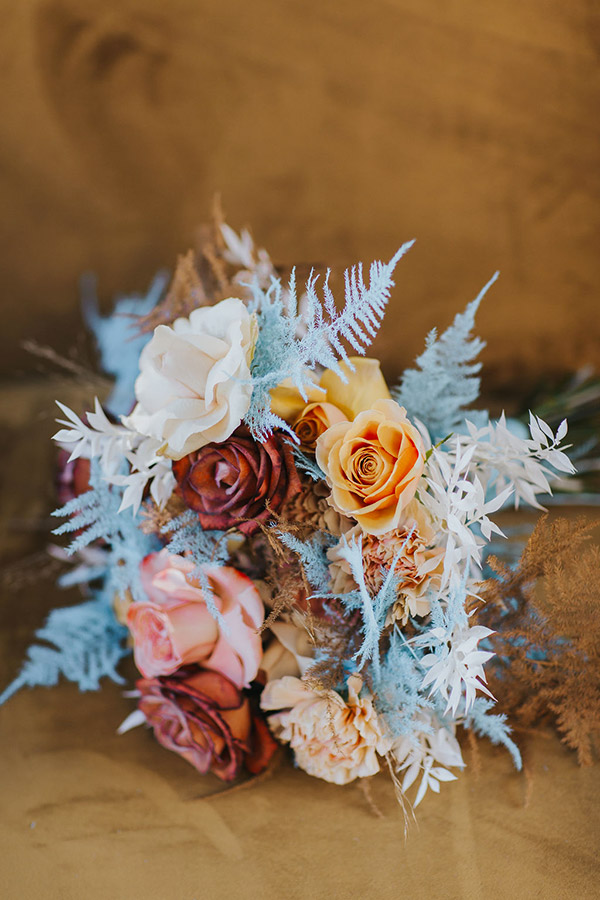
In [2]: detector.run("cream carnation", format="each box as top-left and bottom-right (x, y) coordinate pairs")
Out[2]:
(125, 297), (257, 460)
(260, 674), (391, 784)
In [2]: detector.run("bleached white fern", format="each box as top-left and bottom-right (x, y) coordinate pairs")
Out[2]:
(221, 222), (277, 291)
(419, 412), (574, 596)
(415, 624), (496, 716)
(54, 398), (134, 477)
(463, 411), (575, 509)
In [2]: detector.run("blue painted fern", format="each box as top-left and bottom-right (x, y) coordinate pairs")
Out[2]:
(393, 272), (498, 442)
(245, 242), (414, 440)
(0, 590), (129, 704)
(0, 460), (158, 704)
(83, 271), (167, 417)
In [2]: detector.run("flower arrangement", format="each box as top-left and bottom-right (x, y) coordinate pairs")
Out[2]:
(3, 211), (586, 814)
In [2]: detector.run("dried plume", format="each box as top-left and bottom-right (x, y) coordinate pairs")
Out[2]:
(479, 514), (600, 765)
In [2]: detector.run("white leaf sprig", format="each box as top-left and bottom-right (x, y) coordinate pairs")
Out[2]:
(415, 624), (495, 715)
(392, 712), (465, 807)
(53, 399), (173, 514)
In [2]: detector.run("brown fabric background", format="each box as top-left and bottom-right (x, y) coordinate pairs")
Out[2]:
(1, 0), (599, 388)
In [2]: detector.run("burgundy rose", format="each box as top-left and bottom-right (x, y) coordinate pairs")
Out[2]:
(138, 668), (278, 781)
(173, 427), (301, 535)
(56, 450), (91, 505)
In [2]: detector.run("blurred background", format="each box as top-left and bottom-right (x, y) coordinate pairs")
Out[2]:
(1, 0), (599, 396)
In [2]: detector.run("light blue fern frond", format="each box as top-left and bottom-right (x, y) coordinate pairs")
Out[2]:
(275, 530), (335, 593)
(52, 460), (158, 603)
(161, 512), (230, 627)
(82, 271), (167, 417)
(393, 272), (498, 441)
(244, 242), (414, 440)
(298, 243), (415, 373)
(290, 445), (325, 483)
(464, 697), (522, 769)
(373, 631), (435, 739)
(0, 591), (129, 704)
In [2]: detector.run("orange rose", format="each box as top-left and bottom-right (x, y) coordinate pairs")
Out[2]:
(292, 401), (347, 450)
(269, 374), (325, 422)
(315, 399), (425, 535)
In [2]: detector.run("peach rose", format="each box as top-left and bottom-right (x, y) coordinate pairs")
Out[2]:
(269, 373), (325, 422)
(260, 674), (391, 784)
(292, 401), (347, 450)
(315, 399), (425, 535)
(127, 550), (264, 688)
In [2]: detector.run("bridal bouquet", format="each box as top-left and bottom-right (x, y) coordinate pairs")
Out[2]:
(3, 213), (580, 811)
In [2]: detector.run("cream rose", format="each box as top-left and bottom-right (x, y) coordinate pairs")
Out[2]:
(125, 297), (257, 460)
(261, 674), (391, 784)
(316, 399), (425, 535)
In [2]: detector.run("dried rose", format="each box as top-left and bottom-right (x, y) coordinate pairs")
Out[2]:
(173, 427), (300, 535)
(137, 669), (277, 781)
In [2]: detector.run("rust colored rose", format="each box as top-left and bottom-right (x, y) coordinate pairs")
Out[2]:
(173, 427), (300, 535)
(137, 668), (277, 781)
(56, 450), (91, 505)
(315, 399), (425, 535)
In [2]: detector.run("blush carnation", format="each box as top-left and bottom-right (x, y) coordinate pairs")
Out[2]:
(260, 674), (391, 784)
(127, 550), (264, 688)
(328, 500), (445, 623)
(137, 669), (277, 781)
(173, 427), (301, 535)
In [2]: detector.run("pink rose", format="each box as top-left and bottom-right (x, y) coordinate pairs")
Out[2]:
(127, 550), (264, 688)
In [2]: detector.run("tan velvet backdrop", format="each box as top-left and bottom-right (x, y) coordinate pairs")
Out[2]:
(1, 0), (599, 388)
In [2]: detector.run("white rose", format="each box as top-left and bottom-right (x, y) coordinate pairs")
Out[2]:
(125, 297), (257, 459)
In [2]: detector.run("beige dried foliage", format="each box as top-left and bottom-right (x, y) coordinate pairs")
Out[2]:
(479, 514), (600, 765)
(136, 200), (235, 334)
(139, 495), (187, 537)
(281, 476), (351, 537)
